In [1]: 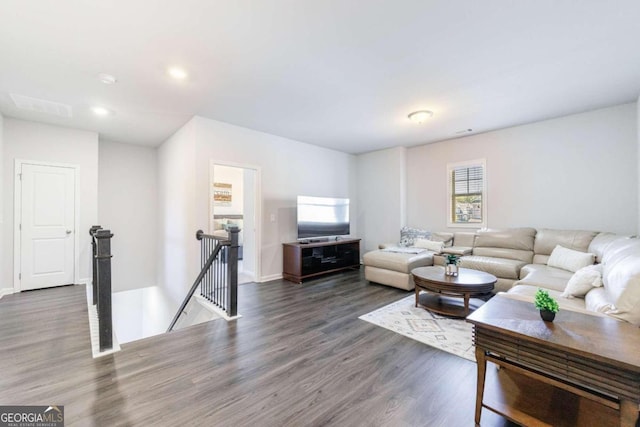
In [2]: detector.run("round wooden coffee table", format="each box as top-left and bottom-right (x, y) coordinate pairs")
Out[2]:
(411, 266), (497, 318)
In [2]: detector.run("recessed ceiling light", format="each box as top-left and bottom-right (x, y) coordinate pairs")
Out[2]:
(97, 73), (117, 85)
(455, 128), (473, 134)
(91, 106), (114, 116)
(168, 67), (188, 80)
(408, 110), (434, 124)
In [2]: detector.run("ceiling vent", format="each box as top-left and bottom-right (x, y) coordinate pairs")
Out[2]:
(10, 93), (73, 118)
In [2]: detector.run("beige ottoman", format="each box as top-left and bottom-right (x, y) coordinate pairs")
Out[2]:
(363, 249), (434, 290)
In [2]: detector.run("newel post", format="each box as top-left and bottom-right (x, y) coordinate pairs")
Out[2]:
(227, 226), (239, 317)
(95, 229), (114, 351)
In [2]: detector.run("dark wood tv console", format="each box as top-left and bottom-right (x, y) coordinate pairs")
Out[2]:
(283, 238), (361, 283)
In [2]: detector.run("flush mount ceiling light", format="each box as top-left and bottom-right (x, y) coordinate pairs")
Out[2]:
(168, 67), (188, 80)
(408, 110), (434, 124)
(97, 73), (117, 84)
(91, 106), (114, 116)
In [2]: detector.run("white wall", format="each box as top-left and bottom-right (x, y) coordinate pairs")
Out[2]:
(193, 116), (356, 282)
(637, 94), (640, 235)
(2, 118), (98, 288)
(155, 115), (356, 302)
(99, 140), (157, 292)
(356, 146), (407, 253)
(157, 120), (197, 306)
(407, 103), (638, 235)
(242, 168), (256, 276)
(0, 113), (4, 293)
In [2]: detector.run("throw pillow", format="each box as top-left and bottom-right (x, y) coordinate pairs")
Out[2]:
(430, 232), (454, 247)
(399, 227), (431, 247)
(413, 238), (445, 254)
(561, 264), (603, 298)
(547, 245), (595, 273)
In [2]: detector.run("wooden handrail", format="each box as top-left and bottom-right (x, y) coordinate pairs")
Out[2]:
(167, 227), (239, 332)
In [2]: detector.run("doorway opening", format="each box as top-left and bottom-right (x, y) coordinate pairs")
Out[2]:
(210, 162), (261, 284)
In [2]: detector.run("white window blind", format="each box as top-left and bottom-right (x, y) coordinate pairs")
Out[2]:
(447, 159), (486, 227)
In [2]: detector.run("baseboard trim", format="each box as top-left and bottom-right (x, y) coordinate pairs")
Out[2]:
(0, 288), (14, 297)
(258, 273), (282, 283)
(194, 295), (242, 321)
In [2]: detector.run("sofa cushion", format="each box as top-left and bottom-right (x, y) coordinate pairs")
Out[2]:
(532, 254), (550, 265)
(475, 227), (536, 251)
(433, 251), (473, 268)
(547, 245), (595, 273)
(363, 250), (434, 274)
(459, 256), (525, 280)
(561, 264), (603, 298)
(588, 232), (632, 263)
(517, 264), (573, 292)
(504, 285), (604, 316)
(364, 266), (415, 290)
(430, 232), (454, 247)
(443, 246), (473, 256)
(600, 237), (640, 325)
(472, 247), (533, 263)
(533, 229), (598, 256)
(452, 231), (476, 248)
(473, 228), (535, 264)
(494, 278), (517, 293)
(585, 287), (615, 314)
(413, 238), (444, 254)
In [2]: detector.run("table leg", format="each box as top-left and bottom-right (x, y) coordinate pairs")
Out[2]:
(475, 345), (487, 426)
(415, 286), (419, 308)
(619, 398), (639, 427)
(464, 293), (470, 316)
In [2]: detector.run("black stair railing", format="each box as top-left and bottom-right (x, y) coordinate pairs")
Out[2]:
(90, 225), (113, 352)
(167, 226), (239, 332)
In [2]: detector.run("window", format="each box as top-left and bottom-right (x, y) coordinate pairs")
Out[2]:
(447, 159), (486, 228)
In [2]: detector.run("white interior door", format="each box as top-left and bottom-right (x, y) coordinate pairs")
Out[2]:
(20, 163), (76, 291)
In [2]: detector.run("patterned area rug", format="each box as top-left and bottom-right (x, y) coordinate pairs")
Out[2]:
(359, 295), (476, 362)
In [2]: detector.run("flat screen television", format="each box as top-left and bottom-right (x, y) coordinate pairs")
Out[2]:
(297, 196), (350, 240)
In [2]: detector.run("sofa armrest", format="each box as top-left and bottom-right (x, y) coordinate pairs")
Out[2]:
(378, 242), (398, 250)
(443, 246), (473, 256)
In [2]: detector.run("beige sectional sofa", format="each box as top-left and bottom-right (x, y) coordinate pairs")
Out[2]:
(363, 230), (453, 290)
(364, 227), (640, 326)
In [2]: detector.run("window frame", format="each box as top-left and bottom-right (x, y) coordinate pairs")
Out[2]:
(446, 158), (487, 228)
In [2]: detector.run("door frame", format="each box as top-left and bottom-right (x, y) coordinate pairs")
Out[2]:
(13, 159), (80, 293)
(209, 160), (262, 282)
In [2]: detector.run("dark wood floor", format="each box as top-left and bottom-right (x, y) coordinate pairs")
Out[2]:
(0, 270), (514, 426)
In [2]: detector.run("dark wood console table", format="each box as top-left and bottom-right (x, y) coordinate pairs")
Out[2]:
(283, 238), (360, 283)
(467, 295), (640, 427)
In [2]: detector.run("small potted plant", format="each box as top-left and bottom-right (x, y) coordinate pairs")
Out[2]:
(534, 289), (560, 322)
(445, 254), (459, 277)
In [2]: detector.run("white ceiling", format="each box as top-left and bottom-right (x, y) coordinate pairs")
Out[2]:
(1, 1), (639, 154)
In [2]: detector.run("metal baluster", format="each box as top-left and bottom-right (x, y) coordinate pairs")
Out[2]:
(210, 238), (214, 302)
(216, 246), (220, 306)
(205, 238), (209, 300)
